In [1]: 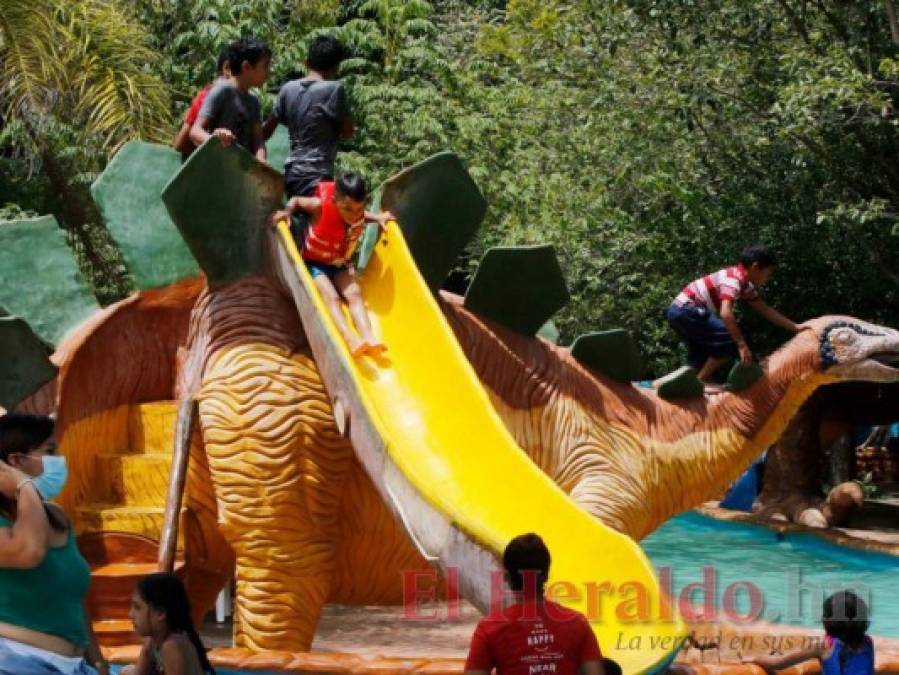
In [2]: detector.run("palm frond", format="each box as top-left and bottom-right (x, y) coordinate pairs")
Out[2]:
(0, 0), (69, 121)
(0, 0), (172, 150)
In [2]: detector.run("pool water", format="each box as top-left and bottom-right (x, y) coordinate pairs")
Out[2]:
(642, 512), (899, 637)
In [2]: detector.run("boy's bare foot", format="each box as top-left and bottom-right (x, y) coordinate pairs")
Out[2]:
(365, 341), (387, 356)
(349, 339), (368, 358)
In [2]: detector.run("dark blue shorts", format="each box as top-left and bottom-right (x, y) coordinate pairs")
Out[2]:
(306, 260), (347, 280)
(285, 169), (330, 199)
(291, 220), (347, 281)
(666, 302), (738, 369)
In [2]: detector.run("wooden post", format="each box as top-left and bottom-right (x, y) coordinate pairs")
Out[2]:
(159, 396), (198, 572)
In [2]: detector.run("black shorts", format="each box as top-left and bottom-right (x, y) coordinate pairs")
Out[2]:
(666, 302), (738, 369)
(285, 168), (331, 199)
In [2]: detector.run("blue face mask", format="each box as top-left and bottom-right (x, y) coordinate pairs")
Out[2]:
(33, 455), (68, 500)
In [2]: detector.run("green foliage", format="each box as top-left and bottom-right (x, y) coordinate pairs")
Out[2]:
(0, 0), (171, 147)
(2, 0), (898, 373)
(447, 0), (899, 373)
(126, 0), (341, 117)
(0, 0), (171, 304)
(0, 204), (38, 221)
(333, 0), (458, 177)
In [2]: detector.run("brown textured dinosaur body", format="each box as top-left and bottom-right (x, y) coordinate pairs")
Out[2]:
(50, 272), (899, 651)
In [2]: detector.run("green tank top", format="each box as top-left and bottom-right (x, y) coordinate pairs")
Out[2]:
(0, 515), (91, 647)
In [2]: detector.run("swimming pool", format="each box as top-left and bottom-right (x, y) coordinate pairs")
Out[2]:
(642, 512), (899, 637)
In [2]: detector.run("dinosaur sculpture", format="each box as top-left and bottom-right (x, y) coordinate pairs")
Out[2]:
(40, 261), (899, 650)
(4, 141), (899, 667)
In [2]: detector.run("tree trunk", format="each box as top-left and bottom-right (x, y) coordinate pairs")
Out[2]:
(885, 0), (899, 46)
(759, 383), (899, 521)
(828, 433), (854, 485)
(759, 394), (824, 506)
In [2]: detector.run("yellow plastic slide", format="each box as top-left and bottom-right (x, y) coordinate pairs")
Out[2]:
(275, 220), (687, 673)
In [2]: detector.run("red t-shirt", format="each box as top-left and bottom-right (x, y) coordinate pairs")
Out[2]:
(184, 84), (213, 126)
(465, 601), (602, 675)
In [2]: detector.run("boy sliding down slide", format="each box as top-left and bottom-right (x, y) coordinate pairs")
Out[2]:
(272, 172), (393, 357)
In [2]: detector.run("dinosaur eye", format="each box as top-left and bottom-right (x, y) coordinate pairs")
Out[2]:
(830, 328), (855, 345)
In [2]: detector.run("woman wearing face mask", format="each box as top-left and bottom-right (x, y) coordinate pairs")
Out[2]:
(0, 413), (109, 675)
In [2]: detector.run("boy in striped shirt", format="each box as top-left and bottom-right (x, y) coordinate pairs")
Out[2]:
(666, 244), (807, 386)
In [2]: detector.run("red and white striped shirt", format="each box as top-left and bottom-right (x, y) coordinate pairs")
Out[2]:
(675, 264), (759, 314)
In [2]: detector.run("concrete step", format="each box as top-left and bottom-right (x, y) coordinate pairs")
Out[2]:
(87, 560), (185, 621)
(92, 619), (139, 647)
(95, 453), (172, 506)
(127, 401), (178, 455)
(77, 505), (177, 540)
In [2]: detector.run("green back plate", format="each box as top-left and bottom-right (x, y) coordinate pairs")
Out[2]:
(161, 138), (284, 284)
(464, 245), (569, 336)
(267, 125), (290, 173)
(0, 316), (57, 410)
(91, 141), (199, 288)
(656, 366), (705, 400)
(537, 320), (560, 344)
(726, 362), (764, 392)
(570, 329), (643, 383)
(0, 216), (99, 345)
(380, 153), (487, 293)
(355, 223), (380, 273)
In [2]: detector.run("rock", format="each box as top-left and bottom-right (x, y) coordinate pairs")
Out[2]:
(822, 481), (864, 526)
(797, 508), (828, 528)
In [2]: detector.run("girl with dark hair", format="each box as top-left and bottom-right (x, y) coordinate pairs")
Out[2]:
(0, 413), (109, 674)
(747, 590), (874, 674)
(123, 572), (214, 675)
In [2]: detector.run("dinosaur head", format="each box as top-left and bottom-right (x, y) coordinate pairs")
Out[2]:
(803, 316), (899, 383)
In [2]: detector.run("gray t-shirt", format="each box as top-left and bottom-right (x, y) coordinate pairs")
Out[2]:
(272, 78), (348, 177)
(197, 80), (261, 152)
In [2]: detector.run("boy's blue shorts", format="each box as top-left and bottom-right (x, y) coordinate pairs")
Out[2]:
(666, 302), (738, 369)
(306, 260), (347, 280)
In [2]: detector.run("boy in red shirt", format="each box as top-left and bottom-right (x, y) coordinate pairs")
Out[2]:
(666, 244), (807, 386)
(465, 534), (605, 675)
(172, 44), (234, 158)
(272, 173), (393, 357)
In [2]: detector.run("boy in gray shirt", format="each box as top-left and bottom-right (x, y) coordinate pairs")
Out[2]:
(264, 35), (353, 197)
(191, 37), (271, 161)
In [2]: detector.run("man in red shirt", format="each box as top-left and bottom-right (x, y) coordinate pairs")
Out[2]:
(464, 534), (605, 675)
(172, 44), (234, 158)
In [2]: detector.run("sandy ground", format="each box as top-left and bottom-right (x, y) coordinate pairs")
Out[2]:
(202, 602), (479, 657)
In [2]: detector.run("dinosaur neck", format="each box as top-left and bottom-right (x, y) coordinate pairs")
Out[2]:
(647, 336), (836, 536)
(439, 293), (837, 539)
(713, 333), (831, 450)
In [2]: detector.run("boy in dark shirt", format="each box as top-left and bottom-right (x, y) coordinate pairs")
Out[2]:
(263, 35), (352, 197)
(173, 44), (234, 158)
(190, 37), (271, 161)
